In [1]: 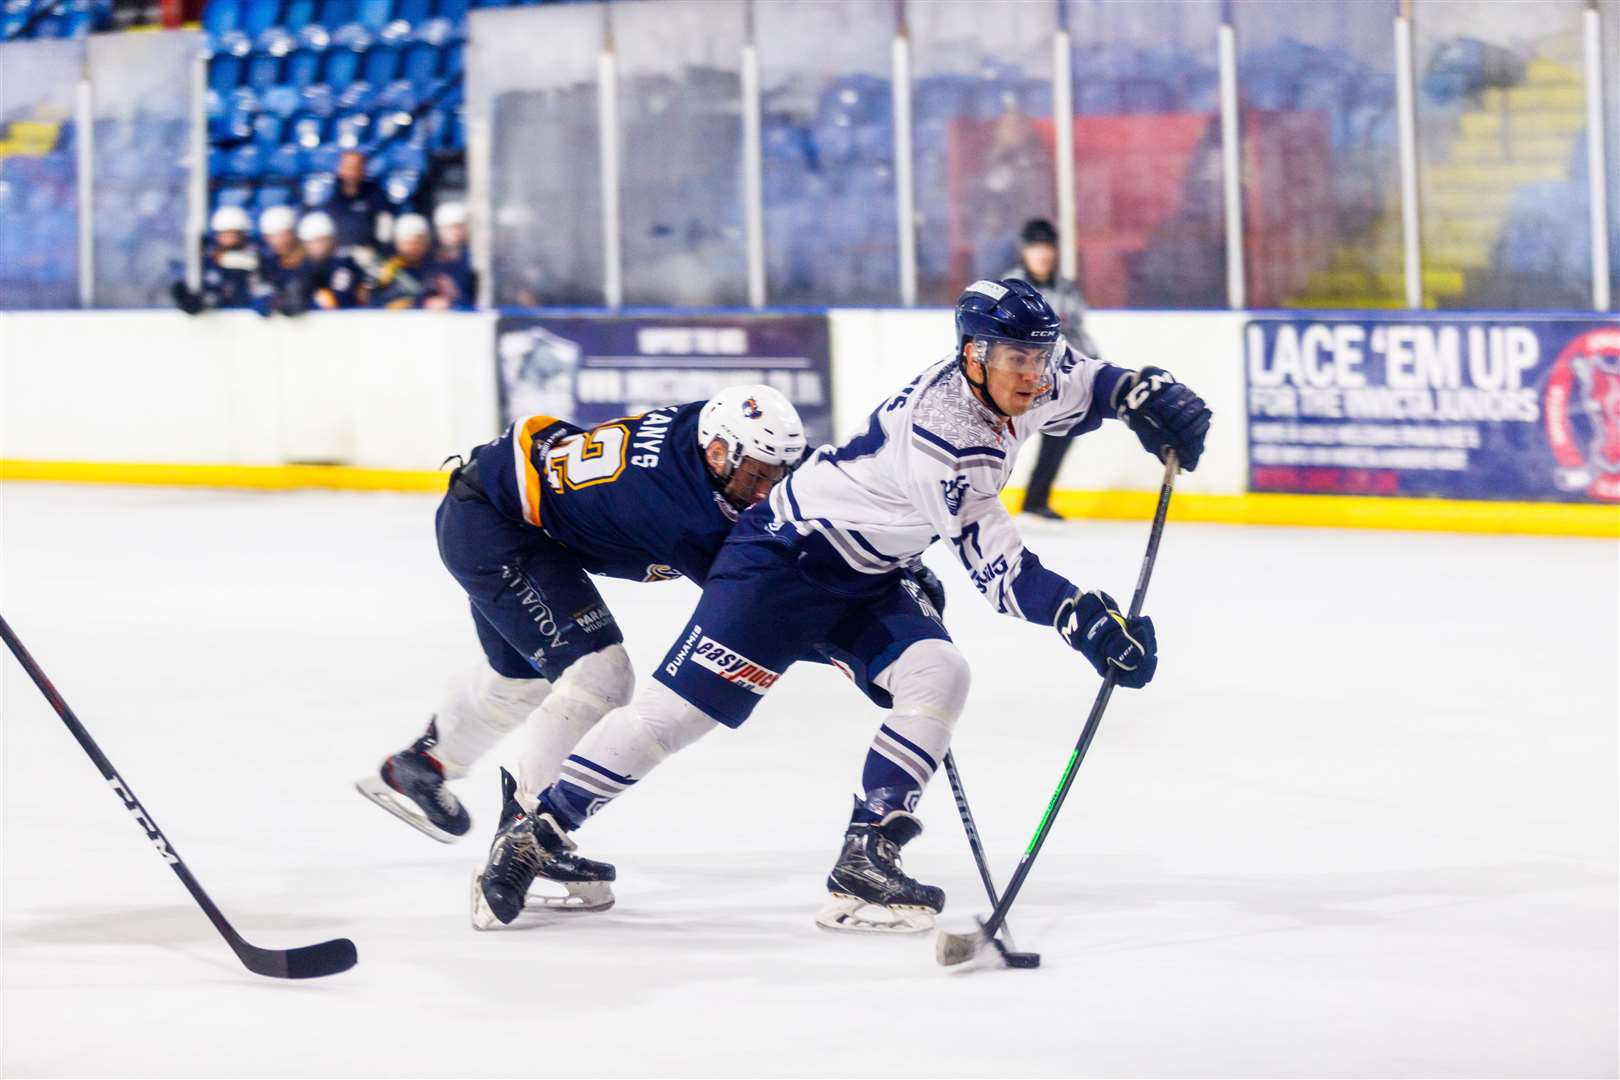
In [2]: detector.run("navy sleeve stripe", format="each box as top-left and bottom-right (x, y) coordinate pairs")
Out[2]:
(912, 424), (1006, 461)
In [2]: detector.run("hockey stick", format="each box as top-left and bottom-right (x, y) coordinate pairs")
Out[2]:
(0, 615), (358, 980)
(941, 749), (1039, 968)
(937, 450), (1179, 968)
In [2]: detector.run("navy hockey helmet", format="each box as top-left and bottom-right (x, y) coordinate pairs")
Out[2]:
(954, 278), (1063, 414)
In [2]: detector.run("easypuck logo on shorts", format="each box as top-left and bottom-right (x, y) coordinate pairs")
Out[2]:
(690, 636), (780, 695)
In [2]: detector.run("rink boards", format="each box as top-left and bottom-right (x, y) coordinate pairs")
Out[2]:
(1, 306), (1616, 537)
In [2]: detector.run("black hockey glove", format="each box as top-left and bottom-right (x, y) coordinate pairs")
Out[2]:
(906, 564), (947, 617)
(1115, 366), (1212, 472)
(171, 281), (203, 316)
(1056, 590), (1157, 689)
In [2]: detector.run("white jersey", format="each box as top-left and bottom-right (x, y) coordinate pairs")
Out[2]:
(768, 347), (1125, 626)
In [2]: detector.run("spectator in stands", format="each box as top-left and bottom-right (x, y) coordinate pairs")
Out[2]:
(1001, 218), (1101, 522)
(254, 205), (306, 316)
(324, 149), (391, 256)
(171, 205), (260, 315)
(427, 201), (477, 309)
(293, 211), (365, 311)
(369, 213), (437, 309)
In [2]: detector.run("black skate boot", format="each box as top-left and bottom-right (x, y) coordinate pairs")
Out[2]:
(354, 718), (472, 843)
(818, 802), (945, 934)
(471, 768), (616, 930)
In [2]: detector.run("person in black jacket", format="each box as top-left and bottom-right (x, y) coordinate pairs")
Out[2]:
(322, 150), (391, 257)
(1001, 218), (1101, 521)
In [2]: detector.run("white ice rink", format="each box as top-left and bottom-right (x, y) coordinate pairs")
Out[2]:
(2, 482), (1615, 1078)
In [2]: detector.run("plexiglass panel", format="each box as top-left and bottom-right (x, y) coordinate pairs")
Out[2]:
(1414, 0), (1590, 309)
(1063, 0), (1226, 308)
(909, 0), (1058, 306)
(89, 30), (201, 309)
(1233, 0), (1401, 309)
(0, 39), (84, 310)
(614, 0), (747, 307)
(468, 4), (605, 306)
(755, 0), (898, 306)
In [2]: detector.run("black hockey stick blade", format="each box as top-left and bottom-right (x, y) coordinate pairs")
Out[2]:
(238, 935), (359, 980)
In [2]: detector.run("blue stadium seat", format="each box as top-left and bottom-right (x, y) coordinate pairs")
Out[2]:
(432, 0), (465, 19)
(337, 80), (376, 111)
(246, 53), (283, 90)
(402, 42), (439, 85)
(318, 0), (355, 27)
(439, 44), (462, 79)
(324, 47), (360, 87)
(254, 25), (294, 55)
(301, 83), (335, 116)
(377, 78), (419, 112)
(291, 114), (327, 147)
(225, 143), (264, 179)
(216, 184), (254, 208)
(355, 0), (390, 30)
(308, 145), (340, 172)
(241, 0), (283, 38)
(363, 44), (401, 84)
(281, 0), (314, 30)
(210, 54), (244, 92)
(394, 0), (426, 22)
(204, 0), (243, 38)
(253, 112), (286, 150)
(256, 183), (294, 210)
(284, 48), (321, 88)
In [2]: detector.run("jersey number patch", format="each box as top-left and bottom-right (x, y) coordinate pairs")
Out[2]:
(543, 424), (629, 492)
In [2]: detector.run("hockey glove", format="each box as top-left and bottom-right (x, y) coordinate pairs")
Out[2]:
(906, 564), (947, 618)
(1056, 590), (1157, 689)
(1115, 366), (1212, 472)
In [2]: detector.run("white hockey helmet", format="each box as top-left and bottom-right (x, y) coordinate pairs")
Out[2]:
(393, 213), (431, 241)
(697, 384), (807, 475)
(296, 210), (335, 242)
(258, 204), (297, 237)
(210, 205), (251, 234)
(432, 200), (468, 230)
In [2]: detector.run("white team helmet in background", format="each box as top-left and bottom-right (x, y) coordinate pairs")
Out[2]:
(432, 201), (468, 230)
(698, 384), (807, 475)
(259, 204), (297, 237)
(209, 205), (251, 234)
(297, 211), (335, 242)
(393, 213), (431, 242)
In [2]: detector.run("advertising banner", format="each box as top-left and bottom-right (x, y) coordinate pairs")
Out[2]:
(1246, 315), (1620, 503)
(495, 313), (834, 446)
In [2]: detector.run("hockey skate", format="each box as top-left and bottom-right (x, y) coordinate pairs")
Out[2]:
(817, 807), (944, 934)
(471, 767), (616, 930)
(354, 718), (472, 843)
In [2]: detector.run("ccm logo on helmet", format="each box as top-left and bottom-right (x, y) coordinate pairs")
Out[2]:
(690, 636), (780, 695)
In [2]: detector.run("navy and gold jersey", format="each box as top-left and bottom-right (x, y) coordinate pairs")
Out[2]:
(470, 401), (737, 583)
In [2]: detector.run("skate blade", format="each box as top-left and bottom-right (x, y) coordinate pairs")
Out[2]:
(470, 871), (614, 932)
(354, 775), (464, 844)
(815, 892), (936, 935)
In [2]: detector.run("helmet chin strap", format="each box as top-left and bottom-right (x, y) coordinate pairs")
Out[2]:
(960, 345), (1010, 418)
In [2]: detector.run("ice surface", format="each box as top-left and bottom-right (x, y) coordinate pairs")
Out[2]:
(2, 483), (1616, 1078)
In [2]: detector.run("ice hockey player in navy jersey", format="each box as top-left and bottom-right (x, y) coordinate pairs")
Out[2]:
(357, 386), (807, 912)
(504, 279), (1211, 933)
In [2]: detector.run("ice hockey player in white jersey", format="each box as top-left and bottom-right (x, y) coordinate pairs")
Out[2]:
(497, 278), (1212, 933)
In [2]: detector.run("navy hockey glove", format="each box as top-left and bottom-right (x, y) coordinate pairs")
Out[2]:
(1115, 366), (1212, 472)
(1056, 590), (1158, 689)
(906, 564), (947, 617)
